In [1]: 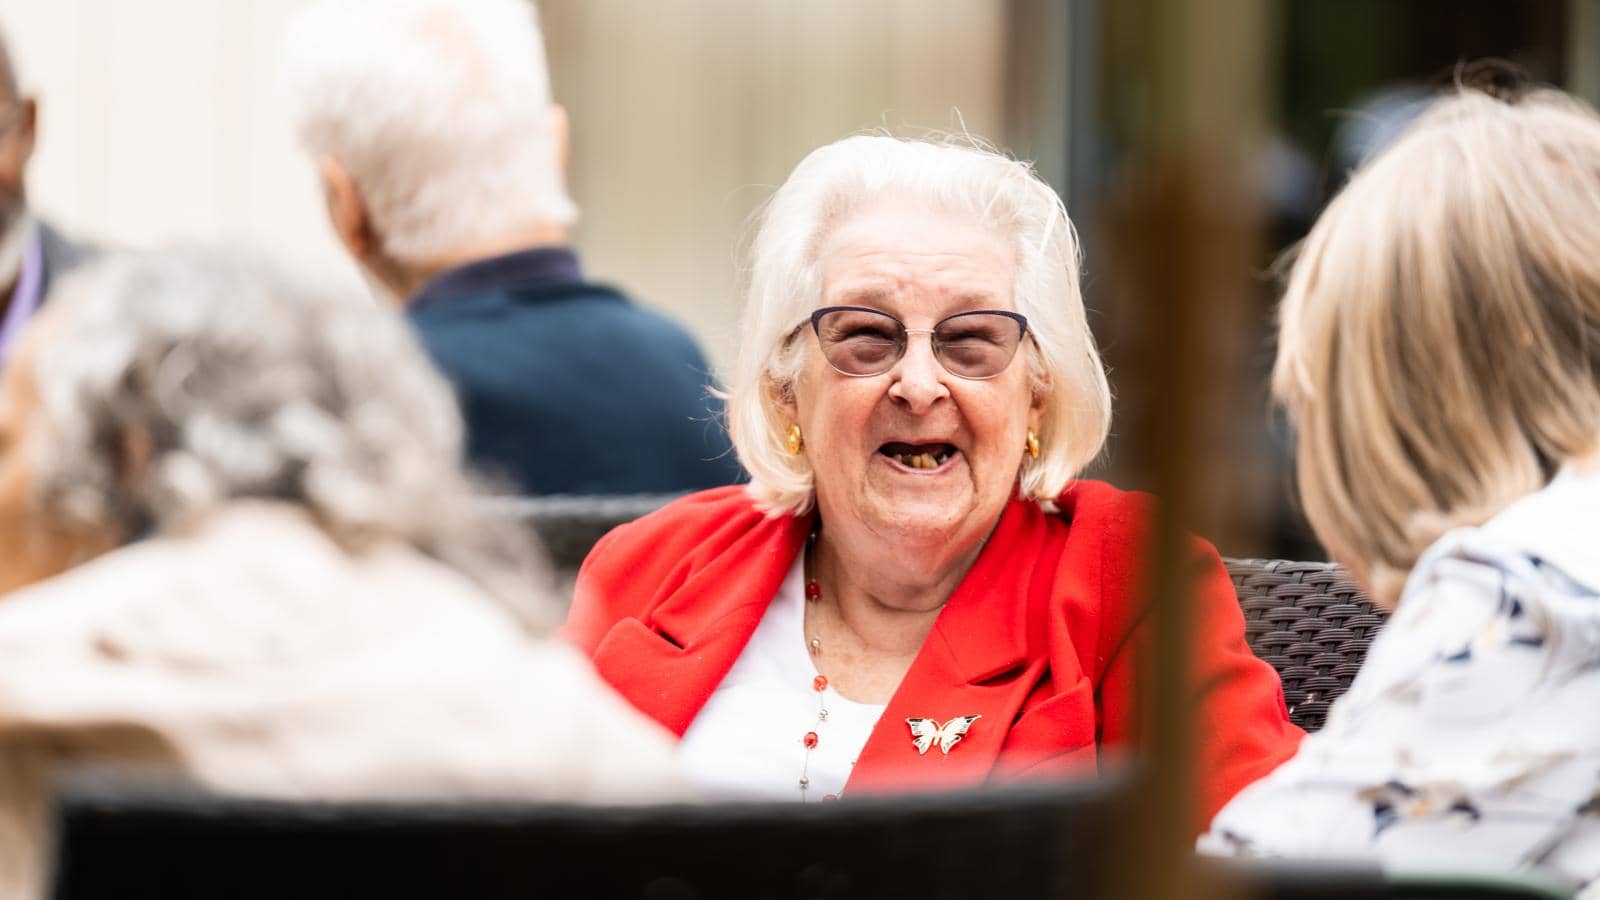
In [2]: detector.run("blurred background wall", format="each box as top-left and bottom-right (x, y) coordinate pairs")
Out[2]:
(0, 1), (340, 285)
(1, 0), (1595, 558)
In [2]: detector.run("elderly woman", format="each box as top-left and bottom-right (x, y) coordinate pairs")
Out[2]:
(0, 249), (681, 900)
(567, 136), (1301, 815)
(1202, 86), (1600, 891)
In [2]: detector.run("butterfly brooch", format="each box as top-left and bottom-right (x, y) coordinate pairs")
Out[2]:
(906, 715), (982, 755)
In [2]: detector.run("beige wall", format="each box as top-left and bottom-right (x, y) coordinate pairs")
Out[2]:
(0, 0), (1007, 368)
(0, 0), (354, 290)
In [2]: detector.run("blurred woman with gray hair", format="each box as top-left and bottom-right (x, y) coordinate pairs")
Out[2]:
(0, 249), (681, 900)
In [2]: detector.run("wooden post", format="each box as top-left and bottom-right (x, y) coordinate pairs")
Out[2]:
(1098, 0), (1274, 897)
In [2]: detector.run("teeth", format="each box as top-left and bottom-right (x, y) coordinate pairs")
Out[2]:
(895, 452), (946, 469)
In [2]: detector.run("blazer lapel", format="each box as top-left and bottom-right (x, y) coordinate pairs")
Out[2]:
(591, 512), (811, 737)
(847, 499), (1055, 793)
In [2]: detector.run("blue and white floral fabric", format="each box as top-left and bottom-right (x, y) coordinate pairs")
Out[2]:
(1201, 466), (1600, 894)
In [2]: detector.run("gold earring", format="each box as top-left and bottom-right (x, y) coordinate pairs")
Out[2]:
(1025, 428), (1040, 460)
(786, 424), (804, 455)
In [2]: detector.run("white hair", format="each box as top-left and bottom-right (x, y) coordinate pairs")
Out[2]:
(727, 135), (1113, 516)
(24, 248), (557, 630)
(283, 0), (577, 264)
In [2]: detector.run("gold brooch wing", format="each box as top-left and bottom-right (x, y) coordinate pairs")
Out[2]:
(905, 715), (981, 755)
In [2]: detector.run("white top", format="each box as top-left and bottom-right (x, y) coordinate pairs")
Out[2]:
(1200, 466), (1600, 896)
(679, 555), (886, 801)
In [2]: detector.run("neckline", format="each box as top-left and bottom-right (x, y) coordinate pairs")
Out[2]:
(408, 245), (584, 310)
(773, 555), (885, 712)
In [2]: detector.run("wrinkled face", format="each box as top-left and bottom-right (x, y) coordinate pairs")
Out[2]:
(787, 200), (1041, 553)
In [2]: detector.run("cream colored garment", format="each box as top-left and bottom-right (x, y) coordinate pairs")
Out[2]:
(1201, 466), (1600, 892)
(0, 503), (686, 900)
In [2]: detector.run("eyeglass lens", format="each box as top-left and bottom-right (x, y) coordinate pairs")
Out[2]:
(811, 307), (1027, 379)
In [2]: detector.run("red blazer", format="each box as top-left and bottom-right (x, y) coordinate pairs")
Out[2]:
(565, 481), (1302, 824)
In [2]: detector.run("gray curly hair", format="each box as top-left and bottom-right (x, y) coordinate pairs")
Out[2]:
(22, 247), (556, 629)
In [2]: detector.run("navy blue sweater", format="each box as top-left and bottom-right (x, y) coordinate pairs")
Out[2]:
(408, 248), (742, 495)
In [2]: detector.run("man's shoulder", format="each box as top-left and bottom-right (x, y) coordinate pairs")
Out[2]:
(38, 219), (101, 281)
(524, 280), (703, 347)
(508, 277), (629, 307)
(413, 279), (700, 348)
(414, 276), (625, 314)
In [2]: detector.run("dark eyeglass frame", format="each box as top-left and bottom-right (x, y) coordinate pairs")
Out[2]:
(807, 305), (1030, 380)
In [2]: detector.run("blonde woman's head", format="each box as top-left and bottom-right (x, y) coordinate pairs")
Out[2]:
(1274, 85), (1600, 605)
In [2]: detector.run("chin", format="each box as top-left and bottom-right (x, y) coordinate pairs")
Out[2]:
(862, 493), (976, 545)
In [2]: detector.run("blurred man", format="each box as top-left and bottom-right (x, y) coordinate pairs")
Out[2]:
(284, 0), (740, 496)
(0, 25), (93, 367)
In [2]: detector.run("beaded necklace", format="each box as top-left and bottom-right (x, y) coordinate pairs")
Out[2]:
(799, 531), (839, 803)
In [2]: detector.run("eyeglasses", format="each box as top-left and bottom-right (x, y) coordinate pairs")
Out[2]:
(808, 306), (1029, 379)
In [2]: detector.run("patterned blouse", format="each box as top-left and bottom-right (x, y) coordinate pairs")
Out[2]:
(1200, 466), (1600, 895)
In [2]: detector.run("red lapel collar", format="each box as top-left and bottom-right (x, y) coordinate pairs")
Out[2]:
(848, 498), (1061, 793)
(591, 510), (811, 736)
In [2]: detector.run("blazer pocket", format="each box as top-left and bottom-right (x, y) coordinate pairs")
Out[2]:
(997, 678), (1098, 779)
(589, 618), (703, 732)
(593, 617), (685, 670)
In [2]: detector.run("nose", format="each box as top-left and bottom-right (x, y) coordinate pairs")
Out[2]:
(886, 330), (950, 413)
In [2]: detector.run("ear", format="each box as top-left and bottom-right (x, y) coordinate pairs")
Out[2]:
(548, 104), (570, 180)
(6, 97), (36, 172)
(15, 97), (36, 160)
(317, 155), (374, 261)
(764, 372), (798, 424)
(1027, 370), (1050, 431)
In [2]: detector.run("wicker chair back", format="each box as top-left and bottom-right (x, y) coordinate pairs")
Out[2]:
(1224, 558), (1386, 732)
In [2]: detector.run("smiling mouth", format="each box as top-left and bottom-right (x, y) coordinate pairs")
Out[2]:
(878, 441), (958, 470)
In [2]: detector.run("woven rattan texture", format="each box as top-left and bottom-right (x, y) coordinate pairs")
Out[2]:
(1224, 558), (1387, 733)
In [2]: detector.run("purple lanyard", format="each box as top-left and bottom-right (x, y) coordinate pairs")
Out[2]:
(0, 229), (44, 365)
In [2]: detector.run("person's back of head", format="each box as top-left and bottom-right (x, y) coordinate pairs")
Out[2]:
(0, 247), (555, 628)
(283, 0), (576, 297)
(1274, 81), (1600, 604)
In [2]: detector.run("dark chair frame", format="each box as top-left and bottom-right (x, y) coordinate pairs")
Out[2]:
(49, 773), (1574, 900)
(49, 772), (1125, 900)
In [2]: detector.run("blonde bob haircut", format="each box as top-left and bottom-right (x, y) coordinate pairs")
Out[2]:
(727, 135), (1112, 516)
(1274, 86), (1600, 606)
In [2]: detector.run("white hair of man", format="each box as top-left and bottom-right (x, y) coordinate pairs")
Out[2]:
(23, 248), (556, 629)
(283, 0), (576, 265)
(727, 135), (1113, 516)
